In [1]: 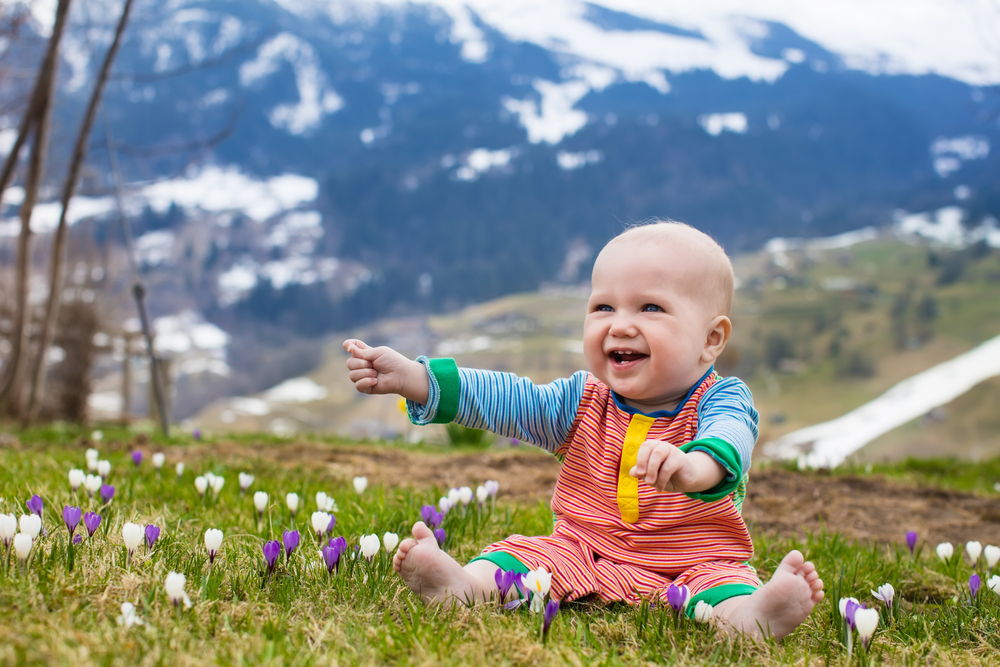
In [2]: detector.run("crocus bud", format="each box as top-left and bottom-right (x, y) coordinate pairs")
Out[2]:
(13, 533), (32, 562)
(311, 511), (331, 536)
(988, 575), (1000, 595)
(282, 529), (300, 560)
(175, 462), (185, 477)
(85, 447), (100, 466)
(353, 476), (368, 494)
(458, 486), (473, 506)
(152, 453), (165, 470)
(484, 480), (499, 497)
(204, 529), (224, 563)
(91, 430), (103, 442)
(383, 532), (399, 553)
(83, 512), (101, 537)
(476, 485), (489, 504)
(100, 484), (115, 504)
(145, 524), (161, 549)
(211, 475), (225, 495)
(985, 545), (1000, 569)
(122, 522), (143, 555)
(63, 506), (82, 536)
(131, 451), (143, 467)
(967, 540), (983, 563)
(438, 497), (451, 514)
(315, 491), (328, 509)
(666, 583), (690, 613)
(286, 492), (299, 516)
(854, 607), (879, 645)
(85, 474), (102, 495)
(359, 533), (380, 560)
(19, 514), (41, 539)
(0, 514), (16, 546)
(254, 491), (269, 514)
(68, 468), (85, 490)
(97, 460), (111, 478)
(838, 597), (859, 617)
(448, 488), (460, 506)
(239, 473), (254, 492)
(905, 530), (917, 554)
(694, 600), (714, 623)
(195, 476), (208, 496)
(165, 571), (190, 607)
(936, 542), (954, 561)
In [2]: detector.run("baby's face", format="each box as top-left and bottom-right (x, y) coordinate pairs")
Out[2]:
(583, 239), (719, 412)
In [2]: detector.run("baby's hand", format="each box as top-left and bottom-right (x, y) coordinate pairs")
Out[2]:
(629, 440), (724, 493)
(342, 339), (429, 403)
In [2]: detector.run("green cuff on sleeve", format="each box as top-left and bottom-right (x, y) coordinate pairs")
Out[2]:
(427, 358), (460, 424)
(679, 436), (742, 503)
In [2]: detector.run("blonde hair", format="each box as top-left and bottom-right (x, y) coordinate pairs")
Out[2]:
(608, 219), (735, 315)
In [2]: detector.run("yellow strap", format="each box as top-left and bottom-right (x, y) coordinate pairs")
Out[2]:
(617, 414), (655, 523)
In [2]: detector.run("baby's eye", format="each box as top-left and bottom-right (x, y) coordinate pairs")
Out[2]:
(595, 304), (613, 312)
(642, 304), (662, 312)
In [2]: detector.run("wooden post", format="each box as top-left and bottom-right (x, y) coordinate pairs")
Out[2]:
(148, 356), (172, 427)
(120, 333), (132, 423)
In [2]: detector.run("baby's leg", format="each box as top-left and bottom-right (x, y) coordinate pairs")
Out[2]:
(393, 521), (500, 606)
(711, 550), (824, 640)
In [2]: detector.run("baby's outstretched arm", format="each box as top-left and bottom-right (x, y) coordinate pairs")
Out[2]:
(342, 339), (429, 403)
(629, 442), (726, 493)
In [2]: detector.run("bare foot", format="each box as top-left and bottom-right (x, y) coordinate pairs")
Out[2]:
(393, 521), (489, 606)
(713, 550), (825, 640)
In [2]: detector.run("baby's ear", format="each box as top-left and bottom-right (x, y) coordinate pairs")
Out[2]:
(701, 316), (732, 363)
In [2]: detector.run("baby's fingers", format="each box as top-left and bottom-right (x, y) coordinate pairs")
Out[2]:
(346, 356), (372, 371)
(349, 368), (378, 392)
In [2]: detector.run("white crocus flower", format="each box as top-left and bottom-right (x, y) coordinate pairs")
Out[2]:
(359, 534), (380, 560)
(854, 607), (879, 644)
(871, 583), (894, 609)
(239, 473), (254, 492)
(838, 597), (859, 617)
(311, 511), (331, 536)
(988, 575), (1000, 595)
(324, 497), (337, 512)
(122, 522), (143, 554)
(476, 485), (489, 504)
(694, 600), (714, 623)
(484, 480), (499, 497)
(438, 497), (451, 514)
(97, 460), (111, 478)
(84, 474), (103, 495)
(315, 491), (329, 509)
(19, 514), (41, 539)
(165, 571), (191, 608)
(254, 491), (269, 514)
(85, 447), (99, 466)
(195, 476), (208, 496)
(152, 453), (166, 470)
(286, 492), (299, 515)
(175, 462), (185, 477)
(91, 430), (103, 442)
(936, 542), (954, 561)
(447, 488), (460, 506)
(458, 486), (473, 506)
(210, 475), (225, 495)
(383, 532), (399, 553)
(353, 477), (368, 495)
(69, 468), (85, 490)
(524, 567), (553, 598)
(204, 529), (224, 562)
(117, 602), (144, 628)
(985, 545), (1000, 569)
(967, 540), (983, 563)
(0, 513), (16, 546)
(13, 533), (32, 562)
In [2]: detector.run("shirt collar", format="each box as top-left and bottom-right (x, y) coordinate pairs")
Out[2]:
(610, 367), (715, 418)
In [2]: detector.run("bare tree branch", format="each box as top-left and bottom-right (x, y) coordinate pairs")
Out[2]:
(24, 0), (135, 425)
(111, 37), (263, 82)
(0, 0), (73, 412)
(94, 100), (243, 158)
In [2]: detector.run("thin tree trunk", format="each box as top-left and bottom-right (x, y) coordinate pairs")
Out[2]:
(0, 0), (72, 413)
(24, 0), (134, 425)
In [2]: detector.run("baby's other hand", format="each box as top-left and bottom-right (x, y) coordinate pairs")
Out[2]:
(342, 339), (428, 402)
(629, 440), (700, 492)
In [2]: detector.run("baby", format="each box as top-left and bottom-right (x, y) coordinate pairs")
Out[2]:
(343, 222), (823, 639)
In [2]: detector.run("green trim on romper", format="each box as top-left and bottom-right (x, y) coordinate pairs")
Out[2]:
(427, 358), (460, 424)
(685, 583), (758, 618)
(679, 437), (742, 503)
(469, 551), (530, 574)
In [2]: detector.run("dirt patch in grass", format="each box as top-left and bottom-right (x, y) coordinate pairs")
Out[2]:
(176, 440), (1000, 547)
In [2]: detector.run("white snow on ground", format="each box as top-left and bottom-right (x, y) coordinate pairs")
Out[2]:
(135, 230), (176, 266)
(764, 333), (1000, 469)
(153, 310), (231, 377)
(453, 148), (514, 180)
(502, 80), (591, 144)
(239, 32), (344, 135)
(930, 135), (990, 178)
(264, 376), (328, 403)
(217, 261), (260, 306)
(557, 149), (603, 170)
(698, 112), (748, 136)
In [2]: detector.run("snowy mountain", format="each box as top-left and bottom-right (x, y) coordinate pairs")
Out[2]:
(2, 0), (1000, 416)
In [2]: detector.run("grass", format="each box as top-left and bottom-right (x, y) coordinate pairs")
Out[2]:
(3, 431), (1000, 665)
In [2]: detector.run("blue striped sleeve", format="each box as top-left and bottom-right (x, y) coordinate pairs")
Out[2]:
(453, 368), (588, 453)
(695, 377), (759, 474)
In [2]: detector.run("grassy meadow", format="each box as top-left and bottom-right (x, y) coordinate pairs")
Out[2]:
(2, 426), (1000, 665)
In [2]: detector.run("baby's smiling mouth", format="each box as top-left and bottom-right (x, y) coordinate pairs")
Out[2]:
(609, 350), (649, 365)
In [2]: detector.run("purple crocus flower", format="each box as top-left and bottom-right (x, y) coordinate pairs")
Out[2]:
(494, 569), (524, 600)
(906, 531), (918, 555)
(666, 583), (690, 614)
(83, 512), (101, 537)
(26, 494), (43, 517)
(971, 573), (982, 599)
(326, 514), (337, 534)
(62, 506), (82, 537)
(433, 527), (446, 547)
(131, 450), (143, 467)
(282, 529), (300, 561)
(543, 598), (560, 638)
(72, 533), (82, 545)
(844, 600), (860, 630)
(145, 524), (161, 549)
(322, 541), (343, 573)
(420, 505), (437, 526)
(193, 428), (202, 440)
(263, 539), (281, 573)
(100, 484), (115, 504)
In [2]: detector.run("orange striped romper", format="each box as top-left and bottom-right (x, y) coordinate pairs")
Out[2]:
(408, 359), (761, 610)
